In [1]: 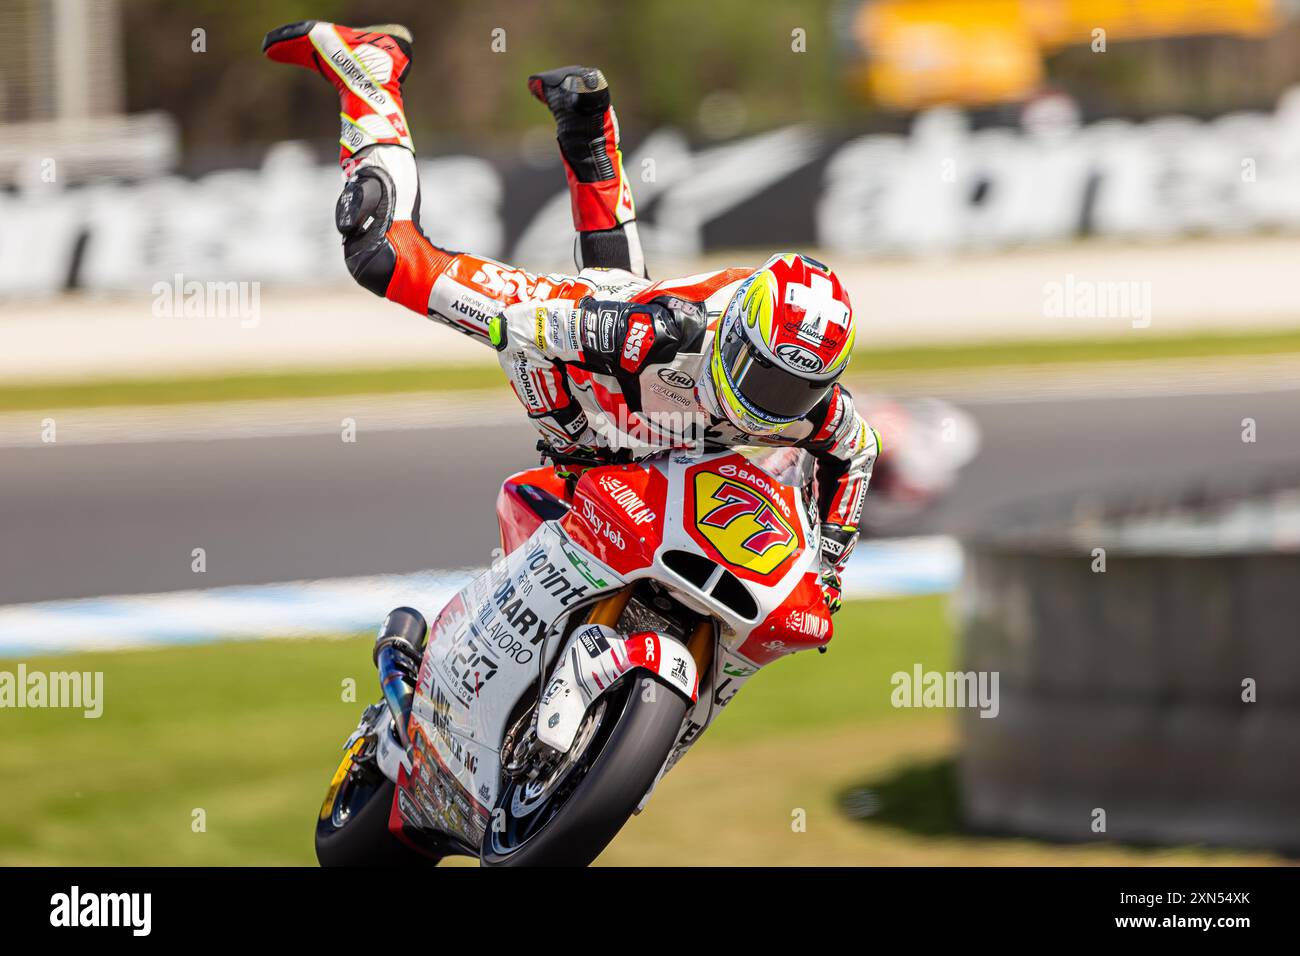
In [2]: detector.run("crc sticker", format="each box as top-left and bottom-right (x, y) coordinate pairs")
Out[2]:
(692, 471), (798, 575)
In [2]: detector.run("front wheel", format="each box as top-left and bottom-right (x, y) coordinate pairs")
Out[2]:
(481, 675), (687, 867)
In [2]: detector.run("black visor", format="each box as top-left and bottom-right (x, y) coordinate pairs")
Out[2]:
(718, 316), (833, 424)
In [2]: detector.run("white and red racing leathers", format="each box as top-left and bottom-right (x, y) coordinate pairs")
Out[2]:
(305, 37), (879, 581)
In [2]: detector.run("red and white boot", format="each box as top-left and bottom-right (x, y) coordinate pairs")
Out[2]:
(262, 21), (415, 168)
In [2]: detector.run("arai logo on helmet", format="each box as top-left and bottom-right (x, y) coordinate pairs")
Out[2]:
(775, 343), (824, 373)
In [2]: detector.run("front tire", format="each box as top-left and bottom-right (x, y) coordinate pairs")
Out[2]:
(481, 675), (687, 867)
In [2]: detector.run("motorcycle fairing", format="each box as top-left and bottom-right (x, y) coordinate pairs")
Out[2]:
(561, 463), (670, 575)
(621, 450), (832, 785)
(496, 466), (571, 556)
(397, 447), (836, 851)
(402, 520), (626, 847)
(682, 457), (806, 583)
(536, 622), (699, 752)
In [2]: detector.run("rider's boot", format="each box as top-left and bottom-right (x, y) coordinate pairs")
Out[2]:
(262, 20), (415, 168)
(528, 65), (641, 273)
(262, 21), (431, 300)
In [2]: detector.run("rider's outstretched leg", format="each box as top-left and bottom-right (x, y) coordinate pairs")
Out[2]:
(263, 21), (456, 313)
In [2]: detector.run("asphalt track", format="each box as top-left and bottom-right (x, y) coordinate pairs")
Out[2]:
(3, 387), (1300, 605)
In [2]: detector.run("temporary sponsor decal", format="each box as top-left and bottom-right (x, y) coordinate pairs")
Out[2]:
(577, 625), (610, 658)
(786, 608), (830, 640)
(716, 462), (793, 519)
(739, 571), (834, 664)
(561, 542), (610, 589)
(577, 497), (627, 551)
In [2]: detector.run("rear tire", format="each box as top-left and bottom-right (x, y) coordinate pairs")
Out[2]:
(481, 675), (687, 867)
(315, 743), (441, 867)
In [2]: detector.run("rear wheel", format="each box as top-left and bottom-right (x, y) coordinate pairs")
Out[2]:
(481, 675), (687, 867)
(314, 726), (442, 867)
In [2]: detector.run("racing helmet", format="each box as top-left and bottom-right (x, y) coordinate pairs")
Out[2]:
(706, 253), (855, 436)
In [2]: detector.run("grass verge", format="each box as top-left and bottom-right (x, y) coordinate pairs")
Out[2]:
(6, 328), (1300, 413)
(0, 595), (1281, 865)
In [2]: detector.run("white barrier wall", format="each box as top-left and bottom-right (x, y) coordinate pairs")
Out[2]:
(9, 87), (1300, 299)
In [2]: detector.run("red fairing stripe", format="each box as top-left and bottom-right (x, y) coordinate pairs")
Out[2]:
(389, 764), (414, 843)
(495, 471), (563, 556)
(739, 571), (833, 665)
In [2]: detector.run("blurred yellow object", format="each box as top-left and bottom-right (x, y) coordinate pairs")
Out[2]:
(860, 0), (1043, 109)
(856, 0), (1281, 109)
(1029, 0), (1279, 48)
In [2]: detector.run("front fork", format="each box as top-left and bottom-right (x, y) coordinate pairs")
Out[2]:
(580, 586), (716, 673)
(533, 585), (711, 754)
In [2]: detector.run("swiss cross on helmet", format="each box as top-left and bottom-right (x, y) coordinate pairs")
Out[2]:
(709, 253), (855, 435)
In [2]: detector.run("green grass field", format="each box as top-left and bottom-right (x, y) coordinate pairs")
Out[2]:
(0, 596), (1280, 866)
(7, 327), (1300, 413)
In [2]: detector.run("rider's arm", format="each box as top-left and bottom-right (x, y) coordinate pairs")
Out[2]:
(490, 296), (691, 448)
(528, 66), (646, 277)
(799, 385), (881, 576)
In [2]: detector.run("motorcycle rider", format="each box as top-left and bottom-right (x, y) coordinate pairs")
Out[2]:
(262, 20), (880, 614)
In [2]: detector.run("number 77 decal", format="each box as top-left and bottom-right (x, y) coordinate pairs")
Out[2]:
(693, 472), (800, 575)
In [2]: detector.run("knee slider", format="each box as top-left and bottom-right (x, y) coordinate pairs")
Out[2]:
(335, 167), (397, 297)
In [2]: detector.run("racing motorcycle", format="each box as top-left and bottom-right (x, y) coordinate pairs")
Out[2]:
(315, 444), (837, 866)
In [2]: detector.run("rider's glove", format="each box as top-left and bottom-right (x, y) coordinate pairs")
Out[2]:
(819, 566), (843, 616)
(544, 441), (608, 481)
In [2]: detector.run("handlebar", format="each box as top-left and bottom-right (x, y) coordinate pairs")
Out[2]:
(535, 440), (633, 470)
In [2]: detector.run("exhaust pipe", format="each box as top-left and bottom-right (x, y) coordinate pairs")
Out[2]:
(373, 607), (428, 752)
